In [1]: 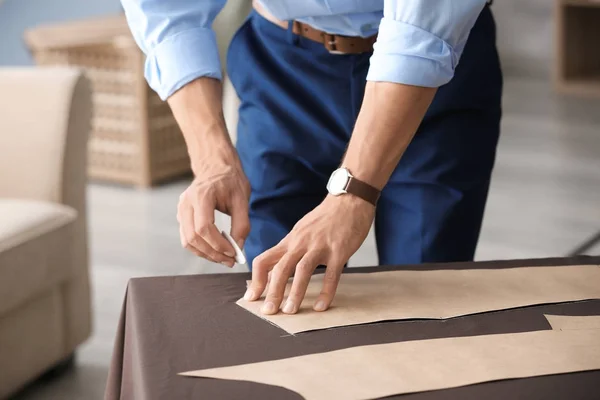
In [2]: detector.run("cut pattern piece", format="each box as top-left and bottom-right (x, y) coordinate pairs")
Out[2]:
(545, 314), (600, 331)
(238, 265), (600, 334)
(182, 328), (600, 400)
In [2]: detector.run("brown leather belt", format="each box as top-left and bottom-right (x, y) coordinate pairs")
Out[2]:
(290, 21), (377, 54)
(253, 0), (377, 54)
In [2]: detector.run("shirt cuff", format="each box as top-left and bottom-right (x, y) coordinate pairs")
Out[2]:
(366, 18), (458, 88)
(145, 27), (222, 100)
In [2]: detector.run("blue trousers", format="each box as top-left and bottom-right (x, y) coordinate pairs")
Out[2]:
(227, 8), (502, 268)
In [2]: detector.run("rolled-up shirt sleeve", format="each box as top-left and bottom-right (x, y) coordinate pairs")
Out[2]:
(367, 0), (488, 87)
(121, 0), (227, 100)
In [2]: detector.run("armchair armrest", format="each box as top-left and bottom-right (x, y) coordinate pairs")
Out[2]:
(0, 67), (92, 217)
(0, 67), (93, 375)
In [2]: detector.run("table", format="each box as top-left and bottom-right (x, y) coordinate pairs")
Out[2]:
(104, 256), (600, 400)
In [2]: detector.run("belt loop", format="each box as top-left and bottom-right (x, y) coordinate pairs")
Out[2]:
(287, 20), (299, 45)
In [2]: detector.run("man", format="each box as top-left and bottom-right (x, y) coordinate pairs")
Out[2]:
(122, 0), (502, 316)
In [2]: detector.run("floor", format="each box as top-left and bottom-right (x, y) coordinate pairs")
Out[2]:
(11, 76), (600, 400)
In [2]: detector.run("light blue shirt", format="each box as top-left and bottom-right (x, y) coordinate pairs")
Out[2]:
(121, 0), (488, 100)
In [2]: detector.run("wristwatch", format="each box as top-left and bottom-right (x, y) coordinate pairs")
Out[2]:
(326, 167), (380, 206)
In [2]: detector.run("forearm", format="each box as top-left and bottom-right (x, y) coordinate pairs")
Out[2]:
(345, 0), (487, 189)
(343, 82), (437, 189)
(167, 77), (238, 174)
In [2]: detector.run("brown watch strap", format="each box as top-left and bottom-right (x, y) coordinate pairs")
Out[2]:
(346, 176), (380, 206)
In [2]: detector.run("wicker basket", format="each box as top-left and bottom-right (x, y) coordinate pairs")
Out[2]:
(25, 15), (191, 187)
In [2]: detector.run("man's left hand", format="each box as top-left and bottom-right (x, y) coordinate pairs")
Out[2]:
(244, 194), (375, 314)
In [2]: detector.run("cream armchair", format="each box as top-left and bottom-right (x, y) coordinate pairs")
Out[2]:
(0, 67), (92, 398)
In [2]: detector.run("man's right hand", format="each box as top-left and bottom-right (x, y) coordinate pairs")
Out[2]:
(177, 155), (251, 267)
(168, 77), (251, 267)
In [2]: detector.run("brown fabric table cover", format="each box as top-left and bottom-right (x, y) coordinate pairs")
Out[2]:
(105, 257), (600, 400)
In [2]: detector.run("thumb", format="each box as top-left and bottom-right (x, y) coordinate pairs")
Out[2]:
(230, 195), (250, 249)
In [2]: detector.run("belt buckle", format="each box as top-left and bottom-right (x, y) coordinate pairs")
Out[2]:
(324, 34), (345, 55)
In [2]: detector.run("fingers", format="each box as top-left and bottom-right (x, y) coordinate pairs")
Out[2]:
(229, 195), (251, 249)
(282, 251), (322, 314)
(245, 244), (286, 302)
(261, 251), (304, 315)
(178, 202), (234, 267)
(246, 241), (343, 315)
(314, 258), (344, 312)
(179, 225), (215, 262)
(194, 200), (237, 258)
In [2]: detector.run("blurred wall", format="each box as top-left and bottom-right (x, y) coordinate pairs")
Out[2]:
(492, 0), (554, 77)
(0, 0), (554, 78)
(0, 0), (122, 65)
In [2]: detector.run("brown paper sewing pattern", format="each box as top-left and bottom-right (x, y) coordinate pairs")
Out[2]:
(238, 265), (600, 334)
(182, 328), (600, 400)
(545, 314), (600, 331)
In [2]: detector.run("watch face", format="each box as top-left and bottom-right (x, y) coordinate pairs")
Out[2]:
(327, 168), (350, 195)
